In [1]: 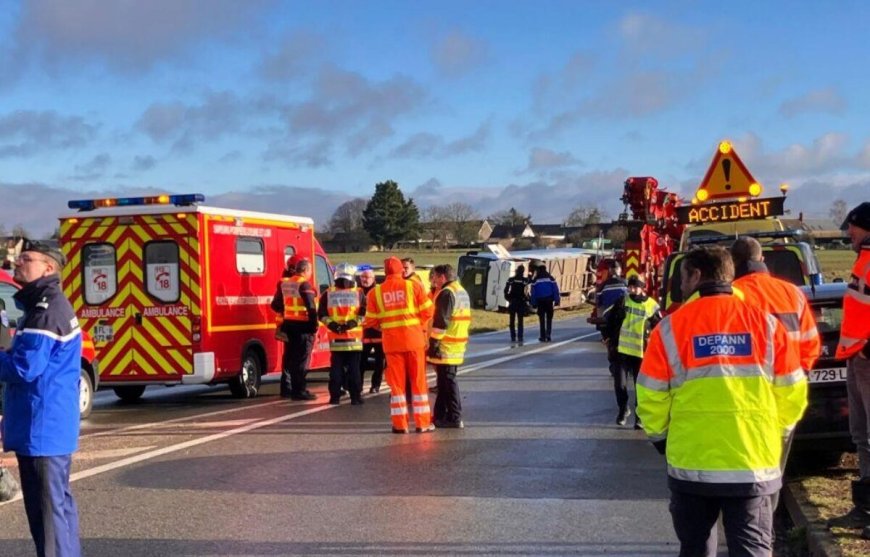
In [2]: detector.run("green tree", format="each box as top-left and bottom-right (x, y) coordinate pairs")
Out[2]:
(363, 180), (421, 249)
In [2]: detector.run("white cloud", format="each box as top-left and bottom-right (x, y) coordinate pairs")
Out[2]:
(519, 147), (582, 174)
(389, 120), (491, 159)
(779, 87), (847, 118)
(0, 109), (98, 158)
(71, 153), (111, 181)
(13, 0), (272, 74)
(431, 29), (488, 78)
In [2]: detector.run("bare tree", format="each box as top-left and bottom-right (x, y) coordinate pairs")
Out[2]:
(11, 225), (29, 239)
(422, 205), (450, 249)
(563, 205), (605, 226)
(328, 198), (368, 234)
(830, 199), (848, 225)
(488, 207), (531, 226)
(443, 202), (481, 246)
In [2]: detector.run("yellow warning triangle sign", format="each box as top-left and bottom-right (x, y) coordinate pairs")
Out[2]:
(695, 141), (763, 202)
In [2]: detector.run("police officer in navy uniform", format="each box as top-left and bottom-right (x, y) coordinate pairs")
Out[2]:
(503, 265), (529, 345)
(0, 241), (82, 556)
(530, 264), (560, 342)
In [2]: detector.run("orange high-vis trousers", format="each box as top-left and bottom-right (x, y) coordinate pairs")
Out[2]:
(385, 350), (431, 431)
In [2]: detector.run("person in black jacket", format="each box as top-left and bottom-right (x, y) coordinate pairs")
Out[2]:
(503, 265), (529, 345)
(271, 258), (319, 400)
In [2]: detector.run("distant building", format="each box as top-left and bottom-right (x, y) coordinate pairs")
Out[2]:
(782, 218), (848, 247)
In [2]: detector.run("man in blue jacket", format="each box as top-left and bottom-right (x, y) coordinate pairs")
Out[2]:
(0, 241), (82, 557)
(530, 264), (561, 342)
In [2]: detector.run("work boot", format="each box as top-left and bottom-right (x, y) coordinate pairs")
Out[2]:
(863, 525), (870, 540)
(828, 480), (870, 529)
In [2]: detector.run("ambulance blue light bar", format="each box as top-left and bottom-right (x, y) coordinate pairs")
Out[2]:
(67, 194), (205, 211)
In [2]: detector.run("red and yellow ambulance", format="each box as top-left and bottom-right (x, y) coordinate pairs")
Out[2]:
(59, 194), (333, 402)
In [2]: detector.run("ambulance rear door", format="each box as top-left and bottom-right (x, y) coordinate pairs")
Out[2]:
(133, 212), (198, 381)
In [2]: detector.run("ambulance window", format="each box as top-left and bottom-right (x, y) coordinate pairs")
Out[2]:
(236, 237), (265, 274)
(82, 244), (118, 305)
(144, 241), (180, 303)
(284, 246), (296, 260)
(315, 255), (332, 292)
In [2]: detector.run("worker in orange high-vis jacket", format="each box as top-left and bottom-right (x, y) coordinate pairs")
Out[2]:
(637, 246), (806, 557)
(828, 202), (870, 536)
(319, 263), (366, 406)
(271, 258), (319, 400)
(428, 264), (471, 429)
(364, 257), (434, 433)
(731, 236), (819, 511)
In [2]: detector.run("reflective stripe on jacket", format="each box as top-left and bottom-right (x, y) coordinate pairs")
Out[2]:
(281, 276), (314, 321)
(364, 276), (433, 353)
(320, 287), (364, 351)
(617, 296), (659, 358)
(637, 289), (807, 491)
(428, 281), (471, 365)
(734, 269), (820, 370)
(836, 246), (870, 359)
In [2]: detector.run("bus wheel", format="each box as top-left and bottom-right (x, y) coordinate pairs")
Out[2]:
(229, 351), (261, 399)
(113, 385), (146, 402)
(80, 368), (94, 419)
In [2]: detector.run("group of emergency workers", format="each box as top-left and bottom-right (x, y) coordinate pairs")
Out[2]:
(596, 201), (870, 554)
(271, 255), (471, 433)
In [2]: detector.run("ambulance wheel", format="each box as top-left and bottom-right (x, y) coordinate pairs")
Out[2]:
(113, 385), (146, 402)
(229, 351), (261, 398)
(79, 368), (94, 419)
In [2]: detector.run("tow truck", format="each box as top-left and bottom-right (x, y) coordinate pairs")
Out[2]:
(587, 176), (684, 326)
(659, 141), (823, 313)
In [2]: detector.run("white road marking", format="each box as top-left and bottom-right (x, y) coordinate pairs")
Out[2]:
(0, 329), (601, 506)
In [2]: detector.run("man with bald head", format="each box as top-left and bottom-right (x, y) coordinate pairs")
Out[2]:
(731, 236), (819, 512)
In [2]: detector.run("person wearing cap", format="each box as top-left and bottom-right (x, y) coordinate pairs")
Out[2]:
(271, 257), (318, 400)
(0, 241), (82, 556)
(828, 201), (870, 537)
(364, 257), (434, 433)
(597, 260), (628, 384)
(603, 275), (661, 427)
(318, 263), (366, 405)
(503, 265), (529, 345)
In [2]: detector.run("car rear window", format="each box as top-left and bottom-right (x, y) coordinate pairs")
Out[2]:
(763, 250), (804, 286)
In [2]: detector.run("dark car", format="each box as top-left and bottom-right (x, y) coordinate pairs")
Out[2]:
(792, 282), (852, 455)
(0, 271), (99, 419)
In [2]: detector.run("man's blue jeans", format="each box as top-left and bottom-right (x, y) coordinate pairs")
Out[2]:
(17, 454), (80, 557)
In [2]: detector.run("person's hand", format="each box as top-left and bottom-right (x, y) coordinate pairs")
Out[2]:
(345, 319), (358, 329)
(427, 339), (442, 359)
(327, 322), (342, 333)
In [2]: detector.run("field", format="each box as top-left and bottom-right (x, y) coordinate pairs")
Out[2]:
(330, 247), (858, 336)
(334, 249), (587, 335)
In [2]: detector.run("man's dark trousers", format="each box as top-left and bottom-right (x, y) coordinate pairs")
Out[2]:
(17, 454), (80, 557)
(433, 364), (462, 425)
(508, 302), (524, 341)
(329, 351), (362, 400)
(361, 342), (385, 391)
(282, 331), (314, 396)
(615, 354), (642, 414)
(670, 490), (773, 557)
(536, 299), (554, 340)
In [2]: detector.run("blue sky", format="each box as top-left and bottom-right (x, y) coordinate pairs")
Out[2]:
(1, 0), (868, 237)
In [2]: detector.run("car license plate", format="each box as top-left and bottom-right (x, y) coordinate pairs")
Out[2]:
(94, 324), (114, 343)
(809, 368), (847, 383)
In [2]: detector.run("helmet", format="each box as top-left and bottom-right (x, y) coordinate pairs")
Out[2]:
(333, 263), (357, 282)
